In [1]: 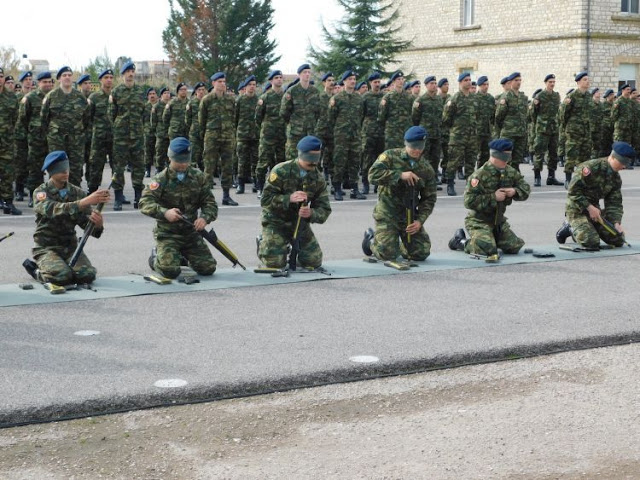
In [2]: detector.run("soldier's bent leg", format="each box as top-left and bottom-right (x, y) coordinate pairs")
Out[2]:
(297, 226), (323, 269)
(34, 249), (75, 285)
(568, 215), (602, 250)
(71, 251), (98, 284)
(464, 218), (498, 256)
(258, 225), (289, 268)
(400, 227), (431, 261)
(371, 222), (402, 261)
(495, 220), (525, 254)
(154, 238), (184, 279)
(533, 134), (548, 171)
(183, 235), (217, 275)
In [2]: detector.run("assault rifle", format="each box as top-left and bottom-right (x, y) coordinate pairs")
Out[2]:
(179, 215), (246, 269)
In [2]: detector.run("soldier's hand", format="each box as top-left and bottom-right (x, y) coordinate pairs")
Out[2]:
(194, 217), (207, 231)
(614, 222), (624, 235)
(564, 98), (571, 104)
(89, 211), (103, 229)
(290, 191), (308, 203)
(298, 205), (312, 218)
(82, 189), (110, 207)
(164, 208), (183, 223)
(501, 187), (516, 198)
(401, 171), (420, 186)
(495, 189), (507, 202)
(587, 205), (601, 222)
(406, 220), (422, 235)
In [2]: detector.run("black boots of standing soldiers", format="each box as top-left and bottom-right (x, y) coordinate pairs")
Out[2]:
(555, 221), (573, 244)
(222, 188), (238, 206)
(533, 169), (542, 187)
(332, 183), (343, 201)
(133, 188), (142, 210)
(113, 190), (124, 211)
(362, 228), (374, 256)
(446, 178), (456, 196)
(546, 169), (563, 186)
(2, 199), (22, 215)
(564, 172), (572, 190)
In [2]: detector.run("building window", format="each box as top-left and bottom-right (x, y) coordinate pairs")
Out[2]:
(621, 0), (639, 14)
(618, 63), (637, 90)
(462, 0), (475, 26)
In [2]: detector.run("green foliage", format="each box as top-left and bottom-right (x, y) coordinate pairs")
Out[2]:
(0, 46), (21, 77)
(163, 0), (280, 89)
(308, 0), (412, 79)
(83, 49), (115, 81)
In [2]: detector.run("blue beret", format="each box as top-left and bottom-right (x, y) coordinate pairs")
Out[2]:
(544, 74), (555, 82)
(575, 71), (588, 82)
(285, 78), (299, 91)
(297, 135), (322, 152)
(403, 81), (410, 91)
(532, 88), (542, 98)
(632, 88), (637, 94)
(119, 61), (135, 75)
(36, 71), (51, 81)
(368, 71), (381, 81)
(18, 71), (32, 82)
(500, 76), (509, 85)
(159, 87), (169, 96)
(341, 70), (355, 82)
(237, 80), (246, 91)
(210, 72), (225, 82)
(337, 80), (344, 87)
(477, 76), (488, 86)
(297, 63), (311, 74)
(620, 83), (631, 91)
(488, 139), (514, 152)
(611, 141), (636, 166)
(192, 82), (206, 92)
(390, 71), (404, 82)
(244, 75), (256, 85)
(77, 74), (91, 85)
(168, 137), (192, 163)
(356, 81), (366, 90)
(604, 88), (614, 98)
(591, 87), (599, 95)
(145, 87), (156, 97)
(98, 69), (114, 79)
(408, 80), (419, 89)
(267, 70), (282, 80)
(506, 72), (521, 82)
(41, 151), (69, 172)
(56, 66), (72, 79)
(176, 82), (187, 93)
(458, 72), (470, 82)
(263, 83), (272, 93)
(321, 72), (334, 82)
(437, 78), (448, 88)
(424, 75), (436, 84)
(404, 126), (428, 143)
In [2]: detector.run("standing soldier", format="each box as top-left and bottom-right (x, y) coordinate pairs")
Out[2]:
(18, 71), (34, 95)
(164, 82), (189, 141)
(562, 72), (592, 187)
(255, 70), (286, 196)
(235, 75), (260, 194)
(41, 66), (89, 189)
(152, 87), (171, 174)
(77, 74), (93, 184)
(315, 72), (335, 183)
(77, 74), (92, 99)
(438, 78), (451, 180)
(599, 89), (615, 157)
(494, 72), (528, 171)
(441, 72), (476, 196)
(590, 88), (603, 158)
(18, 71), (53, 207)
(280, 63), (320, 160)
(360, 71), (385, 194)
(532, 74), (563, 186)
(13, 71), (33, 202)
(631, 88), (640, 165)
(557, 88), (574, 168)
(612, 83), (634, 145)
(329, 70), (365, 201)
(0, 67), (21, 214)
(185, 82), (206, 171)
(378, 71), (413, 151)
(109, 61), (146, 209)
(199, 72), (238, 206)
(357, 82), (368, 95)
(412, 75), (443, 190)
(86, 69), (114, 194)
(143, 87), (158, 177)
(475, 76), (495, 170)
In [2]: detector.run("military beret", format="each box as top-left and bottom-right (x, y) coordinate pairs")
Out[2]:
(477, 76), (488, 86)
(437, 78), (448, 88)
(159, 87), (169, 96)
(208, 86), (213, 93)
(574, 71), (588, 82)
(566, 88), (575, 95)
(41, 150), (69, 173)
(210, 72), (225, 82)
(193, 81), (206, 92)
(409, 80), (419, 89)
(56, 66), (72, 79)
(341, 70), (355, 82)
(36, 71), (51, 81)
(267, 70), (282, 80)
(237, 80), (245, 91)
(297, 63), (311, 74)
(404, 126), (428, 143)
(532, 88), (542, 98)
(506, 72), (521, 82)
(356, 81), (366, 90)
(263, 83), (272, 93)
(611, 141), (636, 166)
(424, 75), (436, 84)
(604, 89), (614, 98)
(368, 71), (381, 81)
(145, 87), (156, 97)
(458, 72), (471, 82)
(5, 75), (13, 82)
(297, 135), (322, 152)
(167, 137), (191, 163)
(544, 74), (555, 82)
(390, 71), (404, 82)
(18, 71), (32, 82)
(119, 61), (135, 75)
(488, 138), (514, 152)
(98, 69), (114, 79)
(77, 74), (91, 85)
(285, 78), (300, 91)
(176, 82), (187, 93)
(403, 81), (410, 91)
(500, 76), (509, 85)
(383, 80), (392, 89)
(632, 88), (637, 94)
(321, 72), (334, 82)
(244, 75), (256, 85)
(337, 80), (344, 87)
(590, 87), (600, 95)
(620, 83), (631, 91)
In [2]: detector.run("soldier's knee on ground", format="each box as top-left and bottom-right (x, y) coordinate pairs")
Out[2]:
(154, 262), (182, 279)
(259, 253), (287, 269)
(74, 266), (97, 284)
(464, 235), (497, 256)
(573, 228), (601, 249)
(191, 259), (217, 276)
(41, 266), (75, 285)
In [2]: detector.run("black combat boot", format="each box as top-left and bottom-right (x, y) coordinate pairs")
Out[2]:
(362, 228), (374, 256)
(222, 188), (238, 206)
(546, 169), (563, 186)
(361, 178), (370, 195)
(3, 200), (22, 215)
(448, 228), (467, 251)
(148, 247), (157, 271)
(256, 179), (264, 199)
(332, 183), (343, 201)
(533, 169), (542, 187)
(113, 190), (124, 211)
(236, 178), (245, 194)
(251, 177), (258, 193)
(564, 172), (572, 190)
(133, 188), (143, 209)
(14, 183), (24, 201)
(556, 221), (572, 244)
(350, 183), (366, 199)
(457, 167), (464, 180)
(446, 178), (456, 196)
(558, 156), (564, 167)
(28, 191), (34, 208)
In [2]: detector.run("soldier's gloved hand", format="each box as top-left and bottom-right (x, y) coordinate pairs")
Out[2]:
(89, 211), (104, 229)
(587, 205), (602, 222)
(401, 171), (420, 186)
(194, 217), (207, 231)
(495, 189), (507, 202)
(405, 220), (422, 235)
(164, 208), (183, 223)
(298, 205), (311, 219)
(290, 191), (308, 203)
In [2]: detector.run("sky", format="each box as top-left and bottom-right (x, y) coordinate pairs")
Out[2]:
(0, 0), (343, 74)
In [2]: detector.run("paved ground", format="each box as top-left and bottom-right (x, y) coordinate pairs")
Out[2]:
(0, 164), (639, 429)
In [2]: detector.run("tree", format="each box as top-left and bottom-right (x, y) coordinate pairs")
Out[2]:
(114, 56), (133, 76)
(162, 0), (280, 88)
(308, 0), (412, 79)
(0, 46), (21, 77)
(83, 49), (115, 80)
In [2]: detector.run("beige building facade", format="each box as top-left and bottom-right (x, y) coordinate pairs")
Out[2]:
(395, 0), (640, 96)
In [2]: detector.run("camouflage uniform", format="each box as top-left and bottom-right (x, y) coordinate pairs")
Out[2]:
(599, 100), (614, 157)
(41, 87), (89, 186)
(440, 93), (452, 174)
(590, 99), (603, 158)
(368, 148), (437, 261)
(442, 91), (477, 179)
(164, 96), (188, 140)
(475, 91), (495, 168)
(315, 90), (334, 178)
(280, 83), (320, 160)
(234, 93), (259, 185)
(612, 96), (635, 144)
(87, 88), (113, 192)
(13, 92), (29, 199)
(139, 166), (218, 278)
(143, 100), (156, 172)
(255, 88), (286, 186)
(412, 92), (444, 174)
(32, 181), (101, 285)
(378, 90), (413, 150)
(562, 89), (592, 174)
(81, 90), (93, 184)
(565, 158), (624, 248)
(18, 88), (48, 194)
(185, 97), (203, 169)
(360, 90), (385, 183)
(329, 89), (363, 189)
(495, 90), (528, 169)
(258, 159), (331, 268)
(199, 91), (236, 189)
(463, 162), (531, 256)
(151, 100), (169, 170)
(532, 89), (561, 172)
(0, 86), (19, 205)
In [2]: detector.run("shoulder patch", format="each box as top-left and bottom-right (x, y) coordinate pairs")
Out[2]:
(269, 172), (278, 183)
(149, 181), (160, 191)
(36, 191), (47, 202)
(379, 153), (388, 161)
(285, 93), (291, 100)
(471, 178), (480, 188)
(582, 166), (591, 176)
(258, 98), (263, 105)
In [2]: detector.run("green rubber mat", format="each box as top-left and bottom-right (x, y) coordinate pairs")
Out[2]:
(1, 243), (637, 307)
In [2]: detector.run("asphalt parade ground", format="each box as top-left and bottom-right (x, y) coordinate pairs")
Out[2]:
(0, 164), (639, 428)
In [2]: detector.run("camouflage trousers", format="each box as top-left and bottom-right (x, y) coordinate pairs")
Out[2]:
(154, 136), (169, 170)
(84, 136), (92, 185)
(0, 137), (15, 202)
(237, 138), (259, 182)
(258, 221), (322, 269)
(384, 129), (405, 151)
(505, 135), (525, 169)
(144, 134), (155, 169)
(361, 133), (385, 180)
(332, 136), (362, 186)
(477, 135), (491, 170)
(420, 137), (442, 175)
(13, 137), (28, 190)
(447, 141), (477, 179)
(317, 134), (334, 177)
(189, 135), (203, 170)
(371, 219), (431, 262)
(88, 135), (113, 192)
(203, 135), (234, 189)
(256, 139), (286, 184)
(112, 136), (144, 191)
(47, 133), (85, 187)
(440, 133), (450, 172)
(567, 214), (625, 250)
(533, 132), (559, 171)
(153, 232), (216, 279)
(564, 135), (591, 174)
(33, 245), (96, 285)
(464, 216), (524, 256)
(26, 137), (47, 193)
(599, 128), (613, 158)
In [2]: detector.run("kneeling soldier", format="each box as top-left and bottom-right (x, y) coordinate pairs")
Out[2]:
(139, 137), (218, 279)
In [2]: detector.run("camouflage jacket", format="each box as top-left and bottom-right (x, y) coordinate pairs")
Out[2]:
(143, 101), (155, 137)
(163, 96), (189, 140)
(185, 97), (201, 141)
(234, 93), (259, 141)
(412, 92), (444, 140)
(590, 100), (603, 145)
(151, 101), (168, 139)
(279, 82), (320, 137)
(256, 89), (285, 142)
(612, 96), (635, 141)
(368, 148), (437, 225)
(260, 159), (331, 227)
(378, 90), (413, 135)
(199, 91), (235, 141)
(109, 83), (145, 140)
(315, 90), (333, 139)
(41, 87), (89, 137)
(442, 91), (476, 140)
(495, 90), (527, 138)
(13, 91), (27, 141)
(18, 88), (45, 138)
(601, 101), (614, 132)
(361, 91), (384, 138)
(88, 89), (113, 142)
(0, 86), (18, 147)
(139, 166), (218, 237)
(464, 161), (530, 225)
(32, 180), (102, 248)
(563, 89), (591, 137)
(532, 89), (560, 135)
(475, 92), (495, 138)
(566, 158), (623, 222)
(329, 89), (363, 140)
